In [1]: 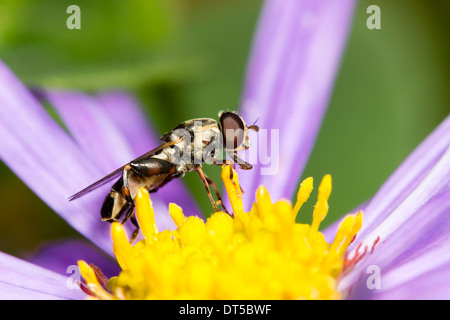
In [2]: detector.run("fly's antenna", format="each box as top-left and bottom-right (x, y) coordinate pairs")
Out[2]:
(248, 116), (260, 132)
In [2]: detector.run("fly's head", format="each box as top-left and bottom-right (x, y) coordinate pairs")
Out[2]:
(218, 111), (259, 170)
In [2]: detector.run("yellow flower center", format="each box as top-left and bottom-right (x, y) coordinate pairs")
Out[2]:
(78, 165), (363, 300)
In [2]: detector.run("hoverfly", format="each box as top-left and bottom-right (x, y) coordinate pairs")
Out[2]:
(69, 111), (259, 228)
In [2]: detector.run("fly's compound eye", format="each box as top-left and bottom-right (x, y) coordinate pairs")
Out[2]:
(220, 112), (245, 150)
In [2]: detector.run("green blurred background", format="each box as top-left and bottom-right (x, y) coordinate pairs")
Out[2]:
(0, 0), (448, 257)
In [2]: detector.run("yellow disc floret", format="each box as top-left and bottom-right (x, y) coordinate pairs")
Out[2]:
(78, 165), (363, 300)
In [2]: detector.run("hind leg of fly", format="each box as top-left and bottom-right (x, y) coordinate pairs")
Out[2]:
(205, 176), (229, 214)
(115, 165), (140, 243)
(122, 158), (177, 240)
(119, 165), (137, 223)
(195, 165), (228, 213)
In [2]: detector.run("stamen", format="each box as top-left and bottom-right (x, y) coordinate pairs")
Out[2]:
(342, 233), (380, 275)
(78, 260), (100, 287)
(310, 175), (332, 236)
(255, 185), (275, 225)
(221, 165), (244, 216)
(371, 236), (381, 254)
(178, 216), (206, 247)
(343, 242), (368, 273)
(169, 203), (186, 227)
(206, 211), (234, 244)
(292, 177), (313, 220)
(135, 187), (159, 241)
(111, 222), (133, 271)
(329, 211), (363, 262)
(77, 260), (113, 300)
(89, 264), (108, 288)
(274, 200), (293, 226)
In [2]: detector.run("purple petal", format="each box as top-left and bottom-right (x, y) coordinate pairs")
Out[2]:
(28, 239), (120, 279)
(337, 116), (450, 298)
(95, 91), (158, 157)
(372, 262), (450, 300)
(234, 0), (356, 210)
(40, 89), (135, 173)
(0, 252), (85, 300)
(342, 187), (450, 299)
(0, 61), (114, 255)
(350, 114), (450, 251)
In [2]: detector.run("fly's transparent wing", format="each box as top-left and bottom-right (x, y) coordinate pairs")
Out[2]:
(68, 138), (182, 201)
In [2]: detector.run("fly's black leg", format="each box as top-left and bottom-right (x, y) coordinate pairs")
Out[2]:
(195, 165), (220, 212)
(129, 215), (140, 244)
(120, 165), (136, 225)
(229, 151), (253, 170)
(118, 165), (141, 243)
(117, 203), (134, 223)
(205, 176), (229, 214)
(209, 158), (234, 166)
(130, 215), (139, 229)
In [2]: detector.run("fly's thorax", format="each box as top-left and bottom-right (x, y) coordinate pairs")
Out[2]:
(162, 118), (223, 171)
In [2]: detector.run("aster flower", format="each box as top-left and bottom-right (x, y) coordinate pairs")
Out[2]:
(0, 0), (449, 300)
(79, 167), (362, 299)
